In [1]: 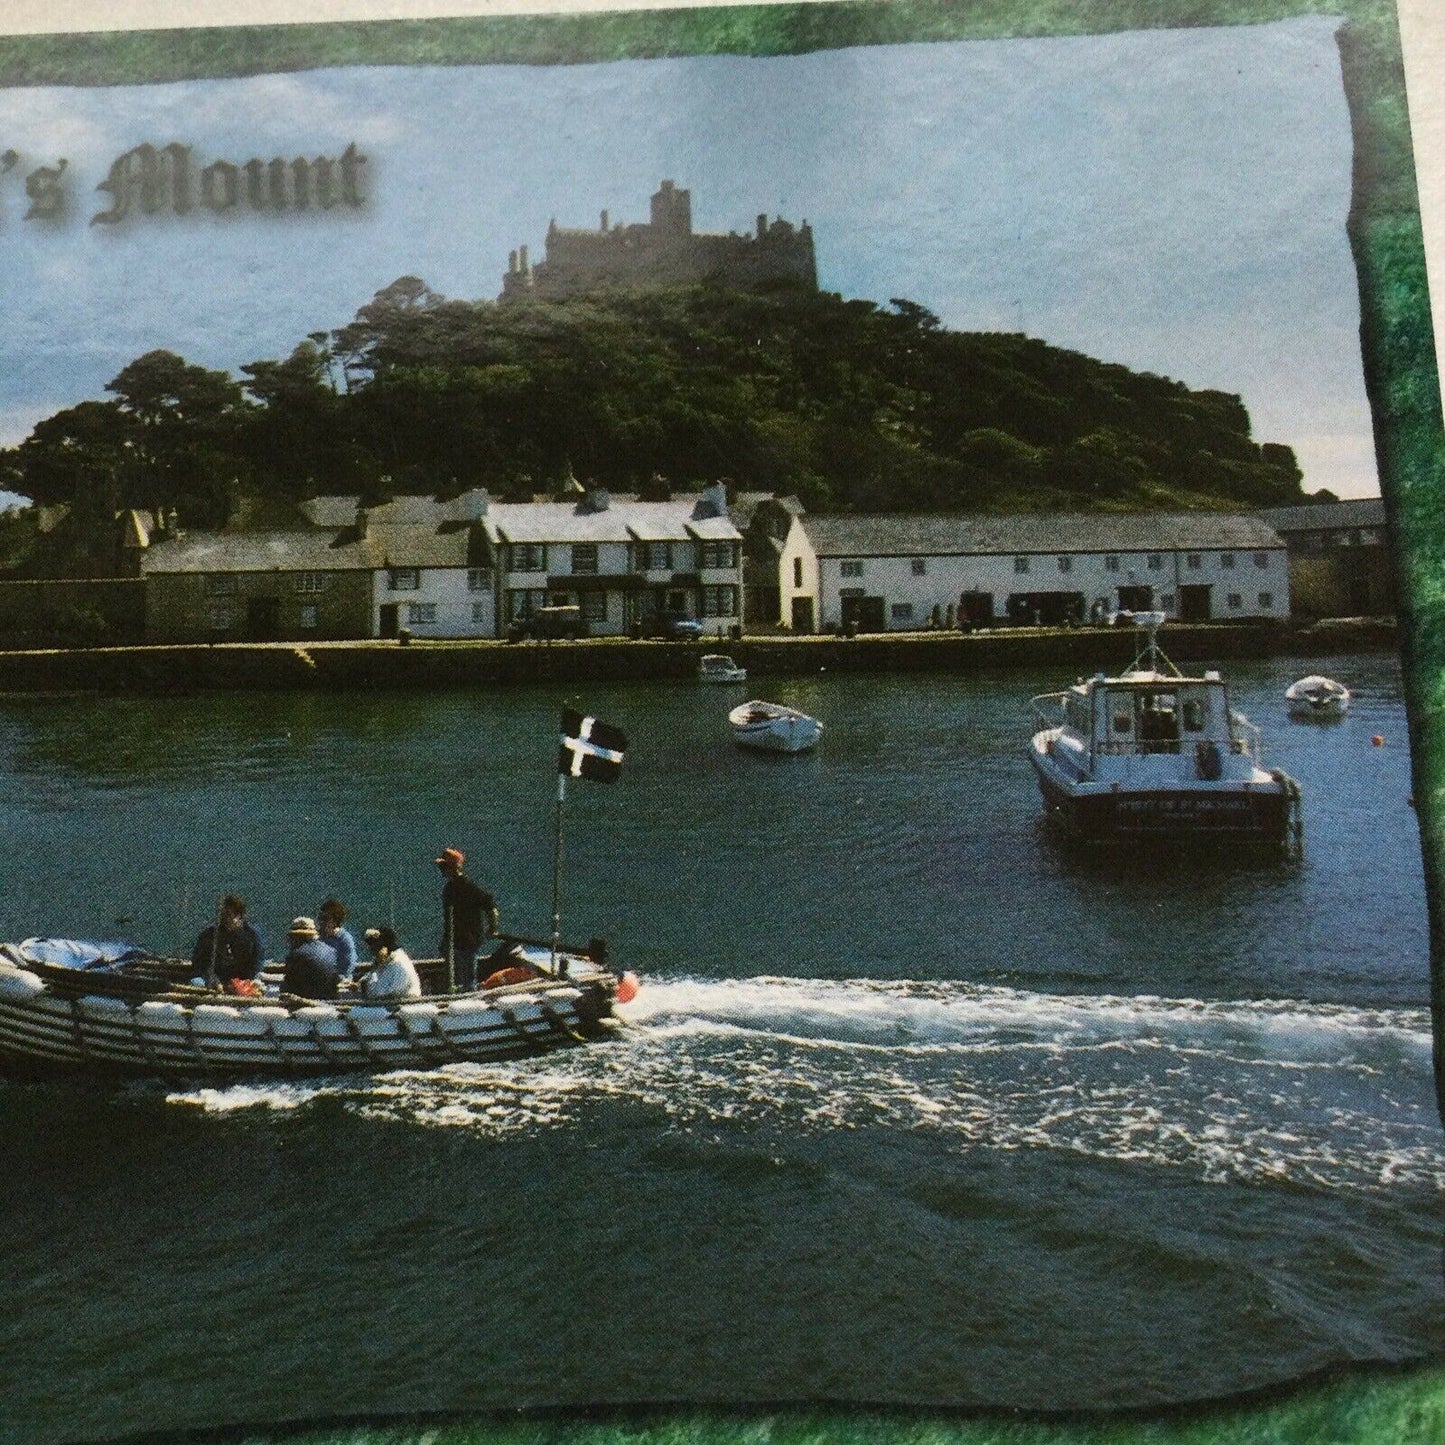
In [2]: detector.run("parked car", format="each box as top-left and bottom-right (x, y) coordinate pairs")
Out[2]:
(507, 604), (588, 642)
(646, 611), (703, 640)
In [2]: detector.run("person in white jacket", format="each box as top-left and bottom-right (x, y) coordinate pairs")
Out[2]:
(361, 926), (422, 1000)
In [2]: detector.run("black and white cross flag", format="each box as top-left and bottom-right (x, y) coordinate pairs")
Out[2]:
(558, 709), (628, 783)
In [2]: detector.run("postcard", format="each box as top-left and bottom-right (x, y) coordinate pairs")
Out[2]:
(0, 3), (1438, 1444)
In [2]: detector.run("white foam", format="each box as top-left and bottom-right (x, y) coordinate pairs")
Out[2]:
(158, 974), (1445, 1193)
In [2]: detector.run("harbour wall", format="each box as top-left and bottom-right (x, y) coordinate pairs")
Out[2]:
(0, 619), (1397, 694)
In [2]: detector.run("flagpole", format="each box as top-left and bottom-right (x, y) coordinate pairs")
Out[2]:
(551, 768), (566, 976)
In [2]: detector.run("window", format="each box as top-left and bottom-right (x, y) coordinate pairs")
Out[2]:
(891, 602), (914, 622)
(912, 558), (927, 576)
(1258, 592), (1274, 610)
(793, 558), (803, 587)
(1013, 556), (1029, 574)
(1227, 592), (1242, 610)
(840, 559), (864, 577)
(1057, 556), (1072, 573)
(208, 606), (234, 630)
(508, 589), (546, 620)
(1105, 555), (1120, 572)
(205, 574), (237, 596)
(1147, 554), (1163, 571)
(571, 543), (598, 575)
(637, 541), (671, 571)
(1186, 554), (1201, 570)
(471, 601), (488, 625)
(1161, 594), (1175, 609)
(509, 544), (546, 573)
(700, 541), (736, 569)
(293, 572), (329, 593)
(299, 604), (319, 629)
(1182, 699), (1206, 732)
(1221, 553), (1236, 569)
(407, 602), (437, 624)
(581, 591), (608, 624)
(467, 568), (491, 592)
(1253, 551), (1269, 568)
(702, 585), (738, 618)
(388, 568), (420, 591)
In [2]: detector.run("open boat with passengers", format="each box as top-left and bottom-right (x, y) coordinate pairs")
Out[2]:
(1028, 612), (1301, 846)
(0, 934), (636, 1079)
(0, 708), (645, 1081)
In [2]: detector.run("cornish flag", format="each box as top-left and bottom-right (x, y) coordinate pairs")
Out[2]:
(558, 709), (628, 782)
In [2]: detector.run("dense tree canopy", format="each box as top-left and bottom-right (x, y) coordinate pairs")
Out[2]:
(0, 282), (1309, 530)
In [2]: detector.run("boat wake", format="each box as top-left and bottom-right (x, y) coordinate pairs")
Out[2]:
(162, 974), (1443, 1194)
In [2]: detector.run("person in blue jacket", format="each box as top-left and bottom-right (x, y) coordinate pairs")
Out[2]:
(317, 898), (358, 981)
(190, 894), (264, 986)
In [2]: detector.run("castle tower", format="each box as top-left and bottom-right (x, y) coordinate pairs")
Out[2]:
(650, 180), (692, 235)
(498, 182), (818, 301)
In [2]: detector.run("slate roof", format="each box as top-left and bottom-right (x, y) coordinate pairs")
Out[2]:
(367, 524), (478, 568)
(802, 512), (1285, 557)
(297, 495), (361, 527)
(486, 493), (741, 545)
(364, 489), (491, 526)
(141, 531), (382, 574)
(1258, 499), (1387, 534)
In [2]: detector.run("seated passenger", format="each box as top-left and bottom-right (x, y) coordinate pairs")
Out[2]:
(317, 898), (359, 981)
(190, 894), (264, 988)
(362, 926), (422, 1001)
(281, 917), (340, 1000)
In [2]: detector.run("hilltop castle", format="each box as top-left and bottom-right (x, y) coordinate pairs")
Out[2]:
(499, 180), (818, 301)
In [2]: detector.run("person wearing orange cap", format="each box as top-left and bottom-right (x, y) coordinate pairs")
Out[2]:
(435, 846), (497, 992)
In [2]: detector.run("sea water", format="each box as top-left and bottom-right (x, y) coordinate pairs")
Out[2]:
(0, 651), (1437, 1441)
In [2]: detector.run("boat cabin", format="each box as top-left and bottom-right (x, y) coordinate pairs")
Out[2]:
(1077, 673), (1236, 756)
(1039, 666), (1261, 786)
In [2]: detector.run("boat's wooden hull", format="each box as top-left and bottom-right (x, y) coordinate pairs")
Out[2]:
(0, 960), (618, 1079)
(1031, 759), (1293, 843)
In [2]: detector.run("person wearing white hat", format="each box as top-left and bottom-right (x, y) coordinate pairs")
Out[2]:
(280, 916), (340, 1000)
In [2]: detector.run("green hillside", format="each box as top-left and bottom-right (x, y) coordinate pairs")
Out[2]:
(0, 281), (1307, 544)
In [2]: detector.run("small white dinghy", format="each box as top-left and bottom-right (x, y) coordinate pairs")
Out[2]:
(729, 700), (823, 753)
(699, 654), (747, 683)
(1286, 675), (1351, 720)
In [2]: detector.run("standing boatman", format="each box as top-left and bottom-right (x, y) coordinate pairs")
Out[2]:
(435, 846), (498, 992)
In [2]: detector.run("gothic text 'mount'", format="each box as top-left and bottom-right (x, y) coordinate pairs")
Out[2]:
(92, 141), (368, 225)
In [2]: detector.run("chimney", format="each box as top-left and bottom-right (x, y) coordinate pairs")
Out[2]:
(696, 482), (728, 519)
(757, 214), (767, 239)
(600, 209), (608, 231)
(519, 245), (529, 274)
(586, 487), (611, 513)
(508, 249), (518, 273)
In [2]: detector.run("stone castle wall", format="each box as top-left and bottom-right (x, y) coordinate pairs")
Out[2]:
(501, 181), (817, 300)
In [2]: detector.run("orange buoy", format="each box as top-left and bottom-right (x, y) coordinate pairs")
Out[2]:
(1372, 735), (1385, 747)
(615, 971), (640, 1005)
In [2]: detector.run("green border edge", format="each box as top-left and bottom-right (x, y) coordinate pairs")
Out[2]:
(0, 2), (1440, 1441)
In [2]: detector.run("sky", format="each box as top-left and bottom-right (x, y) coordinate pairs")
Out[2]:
(0, 16), (1381, 500)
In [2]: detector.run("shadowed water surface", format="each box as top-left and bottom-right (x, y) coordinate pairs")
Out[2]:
(0, 652), (1438, 1442)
